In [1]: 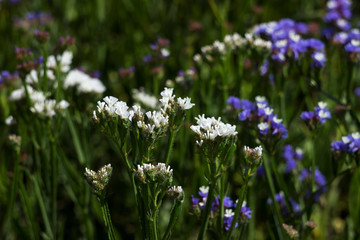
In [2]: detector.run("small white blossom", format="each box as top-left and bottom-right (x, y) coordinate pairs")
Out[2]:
(177, 97), (195, 110)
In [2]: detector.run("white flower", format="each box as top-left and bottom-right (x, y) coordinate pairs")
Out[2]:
(132, 88), (158, 109)
(114, 101), (129, 119)
(177, 97), (195, 110)
(25, 69), (55, 84)
(47, 51), (73, 72)
(57, 100), (70, 110)
(5, 115), (15, 125)
(64, 69), (105, 94)
(258, 122), (269, 131)
(160, 48), (170, 58)
(255, 96), (267, 103)
(318, 101), (327, 109)
(160, 88), (175, 107)
(224, 209), (234, 218)
(199, 186), (209, 194)
(352, 132), (360, 140)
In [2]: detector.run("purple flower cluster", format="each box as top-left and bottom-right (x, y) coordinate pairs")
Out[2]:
(0, 71), (18, 84)
(14, 12), (53, 30)
(283, 145), (304, 173)
(299, 168), (327, 201)
(227, 96), (288, 139)
(267, 192), (300, 216)
(333, 29), (360, 61)
(142, 38), (170, 75)
(143, 37), (170, 63)
(76, 67), (102, 78)
(325, 0), (352, 32)
(118, 66), (135, 78)
(191, 186), (252, 230)
(253, 19), (326, 68)
(175, 67), (197, 88)
(331, 132), (360, 153)
(300, 101), (331, 128)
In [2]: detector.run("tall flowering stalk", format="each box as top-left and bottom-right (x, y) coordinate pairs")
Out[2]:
(134, 163), (184, 240)
(190, 114), (237, 239)
(92, 87), (193, 238)
(85, 164), (116, 240)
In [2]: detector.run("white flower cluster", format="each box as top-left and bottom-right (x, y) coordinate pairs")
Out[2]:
(95, 88), (194, 135)
(136, 162), (173, 183)
(167, 185), (185, 201)
(25, 69), (55, 84)
(243, 145), (263, 164)
(84, 164), (113, 193)
(190, 114), (237, 145)
(64, 69), (106, 94)
(9, 86), (69, 118)
(195, 32), (272, 62)
(132, 88), (158, 109)
(159, 88), (195, 111)
(47, 51), (73, 73)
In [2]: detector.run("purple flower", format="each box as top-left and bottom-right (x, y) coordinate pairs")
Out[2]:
(300, 168), (327, 200)
(227, 96), (241, 109)
(143, 55), (153, 63)
(345, 39), (360, 53)
(311, 52), (327, 67)
(283, 145), (303, 173)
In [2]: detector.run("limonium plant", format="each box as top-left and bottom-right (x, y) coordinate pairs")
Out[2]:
(3, 0), (360, 239)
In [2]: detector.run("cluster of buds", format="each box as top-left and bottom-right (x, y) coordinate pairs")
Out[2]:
(143, 38), (170, 75)
(84, 164), (113, 196)
(166, 186), (185, 202)
(54, 35), (75, 54)
(0, 71), (19, 85)
(14, 46), (43, 78)
(14, 12), (53, 30)
(118, 66), (135, 78)
(282, 224), (299, 239)
(243, 145), (263, 175)
(190, 114), (237, 161)
(175, 67), (197, 89)
(8, 134), (21, 152)
(135, 163), (173, 185)
(194, 32), (271, 64)
(34, 29), (50, 44)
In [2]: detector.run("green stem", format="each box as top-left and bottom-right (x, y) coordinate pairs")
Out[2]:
(226, 173), (250, 239)
(218, 174), (225, 237)
(32, 175), (54, 239)
(197, 163), (217, 240)
(19, 179), (38, 240)
(100, 198), (117, 240)
(165, 130), (176, 165)
(263, 154), (284, 240)
(41, 45), (48, 93)
(49, 123), (58, 234)
(2, 149), (20, 238)
(162, 200), (183, 240)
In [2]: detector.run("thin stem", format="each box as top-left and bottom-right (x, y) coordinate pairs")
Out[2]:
(225, 173), (249, 240)
(198, 162), (217, 240)
(263, 154), (284, 240)
(2, 148), (21, 238)
(100, 198), (117, 240)
(32, 175), (54, 239)
(49, 123), (58, 234)
(165, 130), (176, 165)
